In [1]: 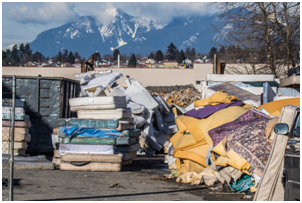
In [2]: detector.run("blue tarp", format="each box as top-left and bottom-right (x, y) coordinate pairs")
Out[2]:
(61, 126), (121, 138)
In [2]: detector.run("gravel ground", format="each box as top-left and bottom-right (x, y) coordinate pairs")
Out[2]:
(12, 155), (254, 201)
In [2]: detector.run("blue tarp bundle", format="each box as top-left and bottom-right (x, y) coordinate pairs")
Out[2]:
(61, 126), (121, 138)
(229, 174), (254, 192)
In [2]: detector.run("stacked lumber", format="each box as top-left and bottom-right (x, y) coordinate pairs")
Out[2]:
(52, 96), (141, 171)
(2, 99), (31, 157)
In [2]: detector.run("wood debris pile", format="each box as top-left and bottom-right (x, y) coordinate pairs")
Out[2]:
(149, 88), (202, 108)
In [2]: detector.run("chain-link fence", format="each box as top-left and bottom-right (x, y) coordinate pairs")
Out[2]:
(2, 76), (15, 201)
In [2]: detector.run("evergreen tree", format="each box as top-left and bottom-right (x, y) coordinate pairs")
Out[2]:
(32, 51), (42, 63)
(190, 48), (196, 60)
(128, 54), (137, 67)
(166, 42), (177, 61)
(154, 50), (163, 62)
(10, 45), (20, 65)
(24, 42), (32, 56)
(219, 46), (226, 54)
(175, 49), (179, 59)
(57, 51), (63, 62)
(19, 43), (26, 62)
(185, 47), (190, 58)
(74, 52), (81, 61)
(148, 52), (154, 59)
(113, 49), (120, 61)
(93, 52), (101, 61)
(63, 49), (68, 62)
(176, 50), (186, 63)
(2, 50), (7, 60)
(208, 47), (217, 59)
(24, 42), (32, 62)
(68, 51), (75, 64)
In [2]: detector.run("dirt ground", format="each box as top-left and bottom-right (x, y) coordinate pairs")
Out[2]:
(12, 155), (254, 201)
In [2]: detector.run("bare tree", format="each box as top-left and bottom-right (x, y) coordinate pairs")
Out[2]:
(209, 2), (300, 77)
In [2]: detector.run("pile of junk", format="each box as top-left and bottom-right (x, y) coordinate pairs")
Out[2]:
(164, 71), (300, 200)
(52, 67), (299, 199)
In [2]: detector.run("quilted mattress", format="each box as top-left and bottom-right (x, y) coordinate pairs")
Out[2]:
(58, 118), (133, 131)
(69, 96), (126, 109)
(2, 120), (31, 128)
(60, 136), (130, 145)
(77, 108), (132, 119)
(2, 113), (29, 120)
(2, 127), (31, 142)
(59, 144), (114, 155)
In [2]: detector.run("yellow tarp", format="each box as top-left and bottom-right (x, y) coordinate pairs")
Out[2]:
(194, 90), (238, 107)
(257, 98), (300, 116)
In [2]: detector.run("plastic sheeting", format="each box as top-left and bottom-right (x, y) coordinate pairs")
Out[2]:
(81, 72), (123, 91)
(124, 79), (159, 110)
(60, 126), (121, 138)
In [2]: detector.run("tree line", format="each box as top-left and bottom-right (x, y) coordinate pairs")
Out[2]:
(3, 41), (214, 67)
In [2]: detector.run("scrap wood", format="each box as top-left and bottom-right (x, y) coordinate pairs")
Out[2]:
(109, 183), (121, 188)
(149, 88), (202, 108)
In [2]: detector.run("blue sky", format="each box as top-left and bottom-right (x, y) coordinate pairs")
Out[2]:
(2, 2), (217, 49)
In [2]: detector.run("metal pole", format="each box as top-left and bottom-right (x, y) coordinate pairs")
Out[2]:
(9, 75), (15, 201)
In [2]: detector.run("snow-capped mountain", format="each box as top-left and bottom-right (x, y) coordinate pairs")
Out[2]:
(30, 8), (219, 58)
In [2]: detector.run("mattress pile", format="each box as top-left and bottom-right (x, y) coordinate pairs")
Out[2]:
(2, 99), (31, 157)
(74, 69), (178, 155)
(51, 95), (141, 171)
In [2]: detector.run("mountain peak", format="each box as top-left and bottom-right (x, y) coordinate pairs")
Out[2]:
(105, 7), (126, 17)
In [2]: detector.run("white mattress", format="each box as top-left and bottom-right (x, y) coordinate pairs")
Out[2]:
(207, 74), (275, 82)
(2, 107), (25, 114)
(70, 103), (127, 112)
(124, 79), (159, 110)
(69, 96), (126, 107)
(77, 108), (132, 119)
(58, 144), (114, 155)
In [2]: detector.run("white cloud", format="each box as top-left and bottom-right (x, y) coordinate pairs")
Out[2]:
(7, 3), (79, 24)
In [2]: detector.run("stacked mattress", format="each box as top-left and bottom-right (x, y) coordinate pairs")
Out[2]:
(2, 99), (31, 157)
(52, 96), (141, 171)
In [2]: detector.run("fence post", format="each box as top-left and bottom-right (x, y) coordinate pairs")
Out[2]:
(9, 75), (15, 201)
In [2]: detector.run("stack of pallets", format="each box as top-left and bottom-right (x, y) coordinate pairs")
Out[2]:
(52, 96), (141, 171)
(2, 99), (31, 157)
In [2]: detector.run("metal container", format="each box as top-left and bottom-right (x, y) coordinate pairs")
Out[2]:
(2, 75), (80, 154)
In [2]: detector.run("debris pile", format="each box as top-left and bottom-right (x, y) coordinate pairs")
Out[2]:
(149, 88), (202, 108)
(165, 73), (300, 196)
(51, 95), (141, 171)
(51, 68), (178, 172)
(2, 99), (31, 157)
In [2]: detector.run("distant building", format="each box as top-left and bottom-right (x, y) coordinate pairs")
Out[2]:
(194, 59), (204, 63)
(24, 61), (36, 67)
(145, 59), (155, 64)
(73, 62), (81, 67)
(61, 62), (72, 67)
(183, 58), (192, 64)
(163, 61), (178, 67)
